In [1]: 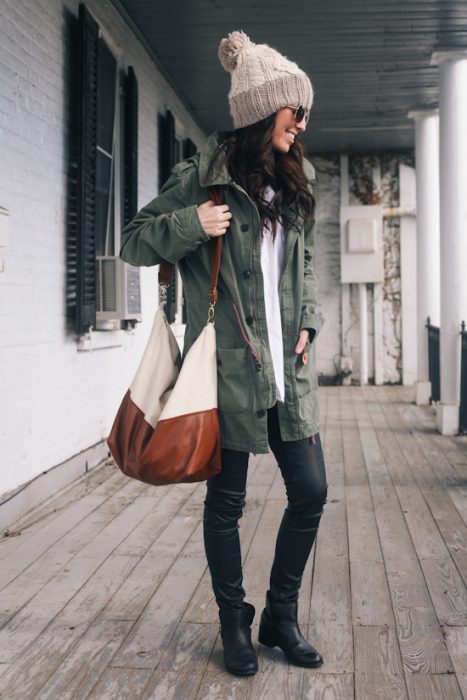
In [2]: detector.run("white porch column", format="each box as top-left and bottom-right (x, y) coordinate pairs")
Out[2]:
(407, 109), (440, 405)
(431, 50), (467, 434)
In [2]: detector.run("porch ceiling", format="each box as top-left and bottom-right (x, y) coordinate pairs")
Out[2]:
(112, 0), (467, 154)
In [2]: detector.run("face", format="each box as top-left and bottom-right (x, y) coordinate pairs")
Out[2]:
(271, 107), (308, 153)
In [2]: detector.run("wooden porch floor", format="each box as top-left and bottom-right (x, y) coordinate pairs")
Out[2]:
(1, 386), (467, 699)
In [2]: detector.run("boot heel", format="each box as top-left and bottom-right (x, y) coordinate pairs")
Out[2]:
(258, 617), (277, 648)
(258, 629), (276, 647)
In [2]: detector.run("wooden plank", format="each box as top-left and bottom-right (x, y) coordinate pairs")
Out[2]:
(375, 393), (467, 626)
(301, 672), (354, 699)
(419, 557), (467, 626)
(385, 566), (453, 674)
(34, 619), (133, 700)
(456, 674), (467, 699)
(354, 626), (407, 699)
(0, 553), (139, 699)
(87, 668), (152, 700)
(359, 387), (455, 672)
(418, 485), (467, 585)
(383, 399), (467, 582)
(0, 474), (144, 591)
(0, 495), (107, 591)
(340, 390), (394, 628)
(0, 481), (164, 628)
(110, 482), (199, 559)
(308, 388), (353, 675)
(351, 560), (394, 627)
(110, 521), (209, 669)
(341, 387), (369, 486)
(346, 486), (382, 563)
(195, 646), (254, 700)
(141, 623), (218, 700)
(360, 387), (415, 487)
(102, 512), (201, 622)
(406, 404), (467, 479)
(250, 643), (303, 700)
(0, 664), (9, 678)
(447, 485), (467, 529)
(395, 485), (449, 558)
(442, 627), (467, 675)
(0, 463), (121, 560)
(404, 672), (463, 699)
(0, 494), (154, 663)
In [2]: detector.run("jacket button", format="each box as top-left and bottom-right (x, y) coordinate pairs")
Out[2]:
(241, 223), (249, 232)
(245, 316), (254, 325)
(256, 409), (266, 418)
(243, 269), (251, 279)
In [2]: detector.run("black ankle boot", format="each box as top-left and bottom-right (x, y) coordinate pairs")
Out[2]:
(258, 594), (323, 668)
(219, 602), (258, 676)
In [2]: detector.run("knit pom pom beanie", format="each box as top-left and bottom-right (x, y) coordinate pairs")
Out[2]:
(218, 30), (313, 129)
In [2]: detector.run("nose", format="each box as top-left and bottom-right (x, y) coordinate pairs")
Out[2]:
(296, 117), (307, 132)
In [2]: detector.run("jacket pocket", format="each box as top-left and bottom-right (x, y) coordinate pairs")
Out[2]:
(294, 344), (318, 398)
(217, 347), (251, 415)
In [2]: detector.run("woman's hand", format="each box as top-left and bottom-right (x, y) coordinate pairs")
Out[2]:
(295, 329), (310, 355)
(197, 200), (232, 238)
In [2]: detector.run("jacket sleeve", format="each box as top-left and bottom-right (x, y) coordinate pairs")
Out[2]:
(119, 164), (210, 266)
(300, 166), (325, 344)
(300, 217), (325, 343)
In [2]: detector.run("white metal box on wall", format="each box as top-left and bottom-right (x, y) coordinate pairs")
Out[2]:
(340, 205), (384, 283)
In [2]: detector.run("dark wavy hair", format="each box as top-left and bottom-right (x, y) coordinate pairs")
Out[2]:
(210, 113), (315, 237)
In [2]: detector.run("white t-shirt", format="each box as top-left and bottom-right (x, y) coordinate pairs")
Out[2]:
(260, 187), (286, 402)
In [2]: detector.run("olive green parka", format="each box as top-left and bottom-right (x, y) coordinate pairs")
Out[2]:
(120, 131), (325, 453)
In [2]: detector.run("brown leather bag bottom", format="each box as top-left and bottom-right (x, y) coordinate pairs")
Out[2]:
(107, 389), (222, 485)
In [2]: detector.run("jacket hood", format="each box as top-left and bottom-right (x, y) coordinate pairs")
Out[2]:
(198, 131), (232, 187)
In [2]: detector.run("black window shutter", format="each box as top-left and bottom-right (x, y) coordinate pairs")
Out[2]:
(181, 138), (197, 322)
(158, 109), (178, 322)
(158, 109), (176, 192)
(124, 66), (138, 225)
(183, 138), (197, 159)
(76, 3), (98, 334)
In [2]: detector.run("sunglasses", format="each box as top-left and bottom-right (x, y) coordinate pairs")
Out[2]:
(289, 105), (310, 125)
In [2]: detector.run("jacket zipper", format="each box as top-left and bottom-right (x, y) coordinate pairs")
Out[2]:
(232, 302), (262, 371)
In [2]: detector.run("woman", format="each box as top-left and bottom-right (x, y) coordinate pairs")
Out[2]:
(120, 30), (328, 677)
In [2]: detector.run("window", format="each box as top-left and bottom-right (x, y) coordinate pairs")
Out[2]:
(74, 3), (140, 335)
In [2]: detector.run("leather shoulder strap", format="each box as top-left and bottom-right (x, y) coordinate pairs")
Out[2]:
(208, 186), (223, 306)
(158, 186), (224, 306)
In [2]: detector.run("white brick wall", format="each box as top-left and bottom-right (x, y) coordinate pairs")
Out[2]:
(0, 0), (205, 496)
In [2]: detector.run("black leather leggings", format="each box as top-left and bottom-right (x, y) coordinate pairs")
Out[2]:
(203, 403), (328, 610)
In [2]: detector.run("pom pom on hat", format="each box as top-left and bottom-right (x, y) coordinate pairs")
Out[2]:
(218, 30), (313, 129)
(218, 30), (251, 72)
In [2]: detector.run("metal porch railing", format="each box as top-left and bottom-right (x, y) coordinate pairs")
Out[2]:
(426, 316), (440, 403)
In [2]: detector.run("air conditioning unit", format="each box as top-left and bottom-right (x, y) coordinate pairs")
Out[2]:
(96, 256), (142, 324)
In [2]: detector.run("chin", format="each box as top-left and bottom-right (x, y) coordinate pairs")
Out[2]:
(273, 140), (291, 153)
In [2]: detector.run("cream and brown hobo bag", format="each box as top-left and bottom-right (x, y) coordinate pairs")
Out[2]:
(107, 187), (223, 485)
